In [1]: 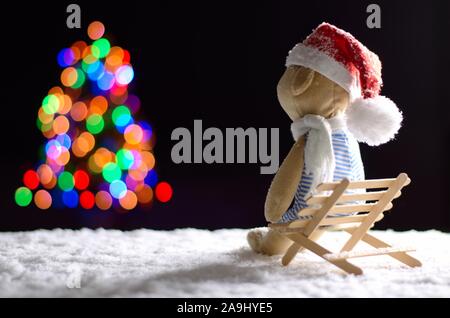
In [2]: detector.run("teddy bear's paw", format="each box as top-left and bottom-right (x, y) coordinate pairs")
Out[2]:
(247, 228), (267, 253)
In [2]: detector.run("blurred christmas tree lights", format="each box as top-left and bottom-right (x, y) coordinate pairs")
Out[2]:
(15, 21), (172, 211)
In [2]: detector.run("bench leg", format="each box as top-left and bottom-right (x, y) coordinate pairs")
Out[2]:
(345, 229), (422, 268)
(286, 233), (363, 275)
(281, 229), (325, 266)
(282, 243), (303, 266)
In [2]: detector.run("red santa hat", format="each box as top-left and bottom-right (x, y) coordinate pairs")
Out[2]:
(286, 23), (403, 146)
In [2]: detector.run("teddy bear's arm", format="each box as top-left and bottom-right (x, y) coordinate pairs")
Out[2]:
(264, 136), (305, 223)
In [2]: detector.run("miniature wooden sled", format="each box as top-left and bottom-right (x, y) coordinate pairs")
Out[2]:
(268, 173), (422, 275)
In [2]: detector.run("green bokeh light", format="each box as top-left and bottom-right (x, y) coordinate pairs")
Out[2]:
(42, 94), (59, 114)
(112, 105), (131, 127)
(71, 69), (86, 89)
(92, 38), (111, 59)
(86, 114), (104, 134)
(102, 162), (122, 183)
(36, 117), (43, 130)
(40, 122), (53, 133)
(58, 171), (74, 191)
(116, 149), (134, 170)
(15, 187), (32, 207)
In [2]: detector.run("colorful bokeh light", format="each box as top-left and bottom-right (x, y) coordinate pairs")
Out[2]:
(57, 48), (77, 67)
(102, 162), (122, 183)
(71, 101), (88, 121)
(61, 67), (78, 87)
(58, 171), (74, 191)
(87, 21), (105, 41)
(62, 190), (79, 208)
(15, 187), (32, 207)
(95, 190), (112, 210)
(110, 180), (127, 199)
(92, 38), (111, 59)
(124, 124), (143, 145)
(80, 190), (95, 209)
(86, 114), (104, 134)
(15, 21), (172, 211)
(23, 170), (40, 190)
(115, 65), (134, 85)
(116, 149), (134, 169)
(119, 190), (138, 210)
(42, 94), (60, 115)
(112, 105), (132, 127)
(37, 164), (54, 185)
(155, 182), (173, 203)
(74, 170), (90, 190)
(34, 189), (52, 210)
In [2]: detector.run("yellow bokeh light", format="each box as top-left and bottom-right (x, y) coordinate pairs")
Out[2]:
(90, 96), (108, 115)
(61, 67), (78, 87)
(70, 101), (88, 121)
(72, 139), (87, 158)
(42, 125), (56, 139)
(135, 184), (153, 204)
(79, 132), (95, 151)
(48, 86), (64, 96)
(58, 94), (73, 115)
(119, 190), (138, 210)
(43, 175), (57, 190)
(87, 21), (105, 41)
(128, 162), (148, 181)
(34, 189), (52, 210)
(37, 164), (54, 185)
(141, 151), (155, 170)
(55, 147), (70, 166)
(124, 124), (144, 145)
(88, 155), (102, 173)
(71, 41), (87, 58)
(38, 107), (54, 125)
(53, 115), (70, 135)
(93, 147), (113, 168)
(95, 190), (112, 210)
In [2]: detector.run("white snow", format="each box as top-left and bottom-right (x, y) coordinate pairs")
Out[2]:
(0, 228), (449, 297)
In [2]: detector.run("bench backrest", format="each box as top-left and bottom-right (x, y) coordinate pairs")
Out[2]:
(290, 174), (411, 229)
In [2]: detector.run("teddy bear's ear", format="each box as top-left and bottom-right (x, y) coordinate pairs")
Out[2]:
(291, 67), (315, 96)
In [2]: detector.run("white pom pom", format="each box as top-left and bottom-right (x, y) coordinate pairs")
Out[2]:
(346, 96), (403, 146)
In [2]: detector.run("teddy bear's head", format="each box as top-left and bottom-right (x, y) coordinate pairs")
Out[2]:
(277, 65), (349, 121)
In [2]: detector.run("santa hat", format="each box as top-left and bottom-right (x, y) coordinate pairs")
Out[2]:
(286, 23), (402, 146)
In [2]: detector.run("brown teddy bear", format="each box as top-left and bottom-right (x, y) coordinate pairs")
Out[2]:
(248, 23), (403, 256)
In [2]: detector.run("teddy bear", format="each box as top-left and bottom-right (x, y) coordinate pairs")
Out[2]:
(247, 23), (403, 256)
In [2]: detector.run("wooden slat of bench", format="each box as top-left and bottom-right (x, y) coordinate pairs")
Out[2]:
(319, 213), (384, 226)
(269, 214), (384, 232)
(323, 246), (416, 261)
(299, 202), (393, 217)
(316, 177), (411, 192)
(306, 191), (401, 205)
(341, 173), (410, 252)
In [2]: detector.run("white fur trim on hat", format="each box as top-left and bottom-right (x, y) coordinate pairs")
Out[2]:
(286, 43), (360, 98)
(346, 96), (403, 146)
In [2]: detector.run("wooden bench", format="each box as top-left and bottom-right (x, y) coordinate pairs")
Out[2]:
(269, 173), (422, 275)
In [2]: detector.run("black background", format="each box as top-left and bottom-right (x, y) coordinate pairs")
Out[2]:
(1, 0), (448, 231)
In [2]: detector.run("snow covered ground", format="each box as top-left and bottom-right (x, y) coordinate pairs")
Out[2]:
(0, 228), (449, 297)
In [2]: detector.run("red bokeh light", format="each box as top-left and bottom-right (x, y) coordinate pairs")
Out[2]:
(80, 190), (95, 209)
(155, 182), (173, 203)
(23, 170), (40, 190)
(74, 170), (90, 190)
